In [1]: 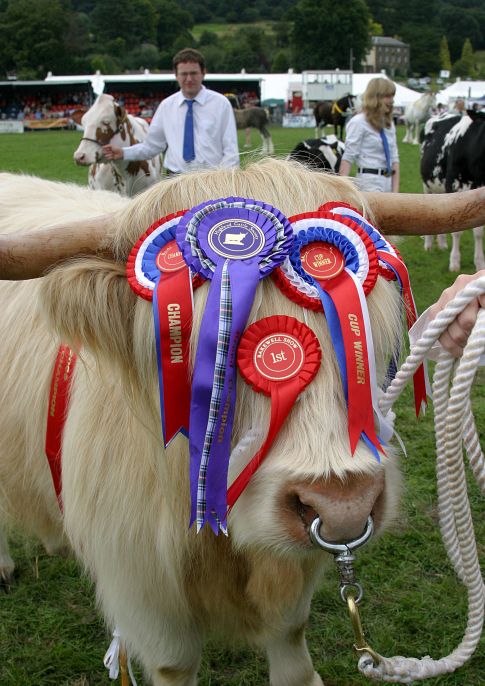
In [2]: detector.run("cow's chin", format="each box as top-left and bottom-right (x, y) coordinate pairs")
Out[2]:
(228, 455), (402, 557)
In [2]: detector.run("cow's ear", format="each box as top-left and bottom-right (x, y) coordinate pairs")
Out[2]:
(40, 257), (136, 366)
(467, 109), (485, 121)
(70, 109), (85, 125)
(115, 104), (124, 120)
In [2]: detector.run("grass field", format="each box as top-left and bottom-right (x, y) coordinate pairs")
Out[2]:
(0, 126), (484, 686)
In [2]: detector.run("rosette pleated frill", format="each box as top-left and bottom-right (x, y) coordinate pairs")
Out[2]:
(227, 315), (321, 509)
(127, 212), (205, 447)
(176, 197), (293, 533)
(273, 210), (387, 458)
(320, 202), (429, 416)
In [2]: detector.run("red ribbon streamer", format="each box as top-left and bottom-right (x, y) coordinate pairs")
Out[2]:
(377, 250), (428, 416)
(45, 344), (77, 507)
(322, 271), (382, 455)
(227, 315), (321, 509)
(155, 267), (192, 444)
(227, 376), (301, 508)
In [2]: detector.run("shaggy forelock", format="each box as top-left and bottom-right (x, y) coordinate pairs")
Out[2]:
(112, 158), (371, 260)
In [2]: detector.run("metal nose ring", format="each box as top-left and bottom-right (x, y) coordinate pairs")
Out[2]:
(309, 515), (374, 553)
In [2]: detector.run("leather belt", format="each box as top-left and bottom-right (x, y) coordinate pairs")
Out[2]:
(358, 167), (394, 177)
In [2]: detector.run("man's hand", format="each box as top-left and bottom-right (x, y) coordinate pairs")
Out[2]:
(102, 145), (123, 160)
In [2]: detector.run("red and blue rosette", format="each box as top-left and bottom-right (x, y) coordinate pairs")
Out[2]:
(227, 315), (321, 509)
(127, 211), (204, 447)
(320, 201), (429, 416)
(176, 197), (293, 533)
(273, 211), (385, 458)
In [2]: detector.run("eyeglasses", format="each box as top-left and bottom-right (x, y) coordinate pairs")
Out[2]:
(177, 71), (203, 80)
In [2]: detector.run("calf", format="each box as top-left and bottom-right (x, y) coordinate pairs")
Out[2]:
(420, 111), (485, 271)
(288, 135), (344, 172)
(73, 94), (161, 197)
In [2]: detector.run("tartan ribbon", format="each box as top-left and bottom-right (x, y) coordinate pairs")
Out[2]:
(177, 197), (293, 533)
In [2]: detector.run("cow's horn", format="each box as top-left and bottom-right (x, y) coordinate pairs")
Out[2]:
(0, 214), (113, 280)
(364, 187), (485, 235)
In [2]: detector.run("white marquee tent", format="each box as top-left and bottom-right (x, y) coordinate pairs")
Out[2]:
(435, 80), (485, 105)
(259, 71), (421, 108)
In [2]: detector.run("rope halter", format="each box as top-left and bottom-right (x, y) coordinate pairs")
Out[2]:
(313, 276), (485, 683)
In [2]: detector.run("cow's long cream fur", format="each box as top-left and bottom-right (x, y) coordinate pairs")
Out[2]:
(0, 160), (403, 685)
(0, 175), (127, 583)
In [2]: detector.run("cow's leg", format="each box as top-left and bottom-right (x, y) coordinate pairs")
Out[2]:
(437, 233), (448, 249)
(473, 225), (485, 270)
(152, 660), (200, 686)
(403, 124), (410, 143)
(423, 235), (434, 250)
(107, 595), (202, 686)
(260, 127), (274, 154)
(449, 231), (462, 271)
(412, 122), (419, 145)
(0, 527), (14, 590)
(148, 625), (201, 686)
(266, 624), (323, 686)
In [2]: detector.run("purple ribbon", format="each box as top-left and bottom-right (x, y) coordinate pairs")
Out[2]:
(177, 197), (292, 533)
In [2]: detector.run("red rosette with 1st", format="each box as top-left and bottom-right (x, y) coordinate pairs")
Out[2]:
(227, 315), (321, 509)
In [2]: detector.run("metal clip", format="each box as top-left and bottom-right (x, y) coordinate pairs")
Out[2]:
(346, 593), (381, 666)
(309, 515), (380, 666)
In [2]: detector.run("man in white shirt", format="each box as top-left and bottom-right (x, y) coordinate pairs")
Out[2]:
(103, 48), (240, 174)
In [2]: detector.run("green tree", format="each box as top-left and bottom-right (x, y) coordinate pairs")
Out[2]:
(272, 49), (291, 72)
(439, 6), (483, 61)
(0, 0), (73, 77)
(452, 37), (477, 78)
(369, 19), (384, 37)
(439, 35), (452, 71)
(222, 27), (274, 72)
(288, 0), (371, 71)
(152, 0), (194, 53)
(91, 0), (157, 45)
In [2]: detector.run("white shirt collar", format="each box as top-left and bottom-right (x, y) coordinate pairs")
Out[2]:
(176, 85), (207, 106)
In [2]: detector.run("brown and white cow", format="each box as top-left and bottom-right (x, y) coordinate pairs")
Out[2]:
(0, 162), (484, 684)
(73, 93), (161, 197)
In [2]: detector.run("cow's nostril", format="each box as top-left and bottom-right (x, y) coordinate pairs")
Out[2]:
(291, 493), (318, 530)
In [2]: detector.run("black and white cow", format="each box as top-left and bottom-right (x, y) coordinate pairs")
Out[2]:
(288, 135), (344, 173)
(420, 110), (485, 271)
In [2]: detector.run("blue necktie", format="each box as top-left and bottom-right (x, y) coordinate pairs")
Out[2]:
(183, 99), (195, 162)
(379, 129), (391, 175)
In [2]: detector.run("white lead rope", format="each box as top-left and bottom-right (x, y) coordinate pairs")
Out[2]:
(358, 277), (485, 682)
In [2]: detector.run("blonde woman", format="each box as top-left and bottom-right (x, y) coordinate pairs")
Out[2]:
(339, 77), (400, 192)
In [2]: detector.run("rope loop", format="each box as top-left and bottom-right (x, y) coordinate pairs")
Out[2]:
(360, 278), (485, 683)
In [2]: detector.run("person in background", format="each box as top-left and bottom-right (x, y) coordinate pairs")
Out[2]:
(450, 98), (466, 116)
(102, 48), (239, 174)
(339, 77), (399, 193)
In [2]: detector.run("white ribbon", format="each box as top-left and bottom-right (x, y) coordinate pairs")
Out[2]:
(103, 628), (138, 685)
